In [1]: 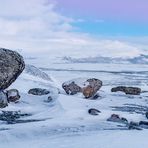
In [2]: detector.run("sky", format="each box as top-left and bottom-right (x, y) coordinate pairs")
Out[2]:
(55, 0), (148, 36)
(0, 0), (147, 56)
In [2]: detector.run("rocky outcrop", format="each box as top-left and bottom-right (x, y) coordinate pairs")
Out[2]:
(111, 86), (141, 95)
(0, 48), (25, 90)
(28, 88), (50, 96)
(0, 91), (8, 108)
(6, 89), (20, 102)
(62, 78), (102, 98)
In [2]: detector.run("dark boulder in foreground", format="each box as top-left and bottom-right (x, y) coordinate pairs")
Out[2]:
(62, 78), (102, 98)
(111, 86), (141, 95)
(0, 48), (25, 90)
(28, 88), (50, 96)
(88, 108), (101, 115)
(0, 91), (8, 108)
(6, 89), (20, 103)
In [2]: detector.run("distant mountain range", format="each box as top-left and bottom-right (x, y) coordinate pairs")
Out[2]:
(62, 54), (148, 64)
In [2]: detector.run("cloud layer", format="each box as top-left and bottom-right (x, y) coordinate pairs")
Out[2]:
(0, 0), (147, 59)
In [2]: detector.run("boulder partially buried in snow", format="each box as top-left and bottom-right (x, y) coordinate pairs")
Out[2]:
(28, 87), (59, 103)
(0, 48), (25, 90)
(6, 89), (20, 102)
(88, 108), (101, 115)
(62, 81), (82, 95)
(0, 91), (8, 108)
(28, 88), (50, 96)
(111, 86), (141, 95)
(62, 78), (102, 98)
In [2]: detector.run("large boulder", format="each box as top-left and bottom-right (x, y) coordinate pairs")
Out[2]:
(0, 48), (25, 90)
(0, 91), (8, 108)
(62, 78), (102, 98)
(111, 86), (141, 95)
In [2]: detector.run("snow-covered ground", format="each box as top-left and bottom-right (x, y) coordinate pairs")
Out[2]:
(0, 54), (148, 148)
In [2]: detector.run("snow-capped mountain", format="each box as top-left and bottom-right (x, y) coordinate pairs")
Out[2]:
(21, 39), (148, 65)
(62, 54), (148, 64)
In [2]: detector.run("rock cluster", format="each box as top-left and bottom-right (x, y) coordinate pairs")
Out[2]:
(0, 48), (25, 108)
(107, 113), (148, 130)
(0, 89), (21, 108)
(62, 78), (102, 98)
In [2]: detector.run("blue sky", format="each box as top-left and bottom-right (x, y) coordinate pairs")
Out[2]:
(73, 20), (148, 36)
(56, 0), (148, 36)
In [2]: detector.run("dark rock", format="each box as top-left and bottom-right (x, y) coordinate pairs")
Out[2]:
(120, 117), (128, 124)
(92, 94), (100, 99)
(0, 48), (25, 90)
(107, 114), (128, 124)
(139, 121), (148, 127)
(62, 81), (82, 95)
(88, 108), (101, 115)
(0, 111), (31, 123)
(112, 104), (148, 115)
(0, 91), (8, 108)
(107, 114), (120, 122)
(8, 118), (46, 124)
(128, 121), (148, 130)
(62, 78), (102, 98)
(47, 96), (53, 102)
(111, 86), (141, 95)
(145, 112), (148, 119)
(6, 89), (20, 102)
(28, 88), (50, 96)
(128, 121), (142, 130)
(0, 111), (46, 124)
